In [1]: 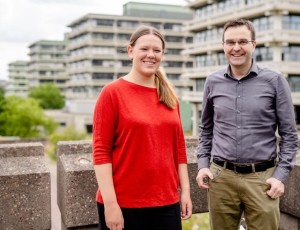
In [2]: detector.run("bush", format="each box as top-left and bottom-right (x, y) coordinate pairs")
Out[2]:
(47, 126), (90, 161)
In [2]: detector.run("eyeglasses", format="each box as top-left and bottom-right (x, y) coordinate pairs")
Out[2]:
(223, 39), (254, 46)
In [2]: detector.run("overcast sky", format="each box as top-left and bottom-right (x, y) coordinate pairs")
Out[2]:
(0, 0), (188, 80)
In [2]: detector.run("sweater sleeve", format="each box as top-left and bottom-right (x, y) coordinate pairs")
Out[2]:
(93, 86), (117, 165)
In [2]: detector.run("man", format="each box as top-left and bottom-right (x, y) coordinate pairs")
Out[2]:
(196, 19), (298, 230)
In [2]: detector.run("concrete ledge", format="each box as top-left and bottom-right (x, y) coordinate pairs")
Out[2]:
(280, 155), (300, 218)
(57, 141), (98, 228)
(56, 138), (300, 229)
(56, 137), (208, 229)
(185, 137), (208, 213)
(0, 142), (51, 229)
(279, 212), (300, 230)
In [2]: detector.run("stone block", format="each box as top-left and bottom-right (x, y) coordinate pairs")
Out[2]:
(280, 156), (300, 218)
(57, 141), (98, 228)
(185, 137), (208, 213)
(0, 143), (51, 230)
(279, 212), (300, 230)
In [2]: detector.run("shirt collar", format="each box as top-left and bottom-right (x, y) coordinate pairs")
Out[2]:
(224, 59), (259, 80)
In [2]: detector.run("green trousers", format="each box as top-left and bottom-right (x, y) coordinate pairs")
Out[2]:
(208, 162), (280, 230)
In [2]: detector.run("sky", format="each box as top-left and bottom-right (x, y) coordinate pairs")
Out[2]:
(0, 0), (188, 80)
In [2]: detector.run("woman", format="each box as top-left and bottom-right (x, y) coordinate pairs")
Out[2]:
(93, 25), (192, 230)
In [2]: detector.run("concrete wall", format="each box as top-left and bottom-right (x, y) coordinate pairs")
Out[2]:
(56, 138), (300, 229)
(1, 138), (300, 229)
(0, 143), (51, 229)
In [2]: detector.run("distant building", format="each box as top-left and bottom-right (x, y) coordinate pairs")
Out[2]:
(27, 40), (69, 95)
(61, 2), (195, 134)
(182, 0), (300, 135)
(6, 61), (28, 97)
(5, 2), (195, 134)
(65, 2), (194, 100)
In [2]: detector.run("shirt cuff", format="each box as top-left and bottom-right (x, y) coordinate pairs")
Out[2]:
(272, 166), (290, 183)
(197, 157), (210, 170)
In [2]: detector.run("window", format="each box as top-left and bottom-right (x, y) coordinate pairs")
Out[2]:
(196, 79), (206, 91)
(86, 124), (93, 134)
(282, 15), (300, 30)
(165, 36), (183, 43)
(282, 46), (300, 61)
(167, 74), (180, 80)
(166, 49), (181, 55)
(253, 16), (273, 32)
(96, 19), (114, 26)
(92, 73), (113, 80)
(92, 60), (103, 66)
(254, 47), (273, 62)
(287, 75), (300, 92)
(117, 20), (139, 28)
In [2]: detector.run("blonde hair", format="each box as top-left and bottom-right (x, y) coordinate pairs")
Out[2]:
(129, 25), (178, 109)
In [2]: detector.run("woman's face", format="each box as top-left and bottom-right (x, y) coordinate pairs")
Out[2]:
(128, 34), (164, 78)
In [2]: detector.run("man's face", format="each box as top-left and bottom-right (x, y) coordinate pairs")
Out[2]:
(222, 25), (256, 71)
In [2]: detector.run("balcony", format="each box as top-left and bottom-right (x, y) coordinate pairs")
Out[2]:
(185, 0), (300, 32)
(292, 92), (300, 106)
(183, 29), (300, 56)
(66, 79), (112, 87)
(67, 53), (118, 62)
(181, 91), (203, 103)
(67, 39), (115, 51)
(183, 40), (222, 55)
(260, 61), (300, 75)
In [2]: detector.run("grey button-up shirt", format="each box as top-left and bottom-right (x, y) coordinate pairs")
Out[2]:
(197, 62), (298, 182)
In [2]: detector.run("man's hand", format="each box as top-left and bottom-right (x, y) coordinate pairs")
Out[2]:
(266, 177), (284, 199)
(196, 168), (214, 189)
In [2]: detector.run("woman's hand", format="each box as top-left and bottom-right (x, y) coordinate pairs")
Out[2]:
(104, 202), (124, 230)
(180, 189), (193, 220)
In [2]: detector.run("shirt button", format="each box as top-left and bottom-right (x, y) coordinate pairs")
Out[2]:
(238, 95), (241, 98)
(237, 126), (241, 128)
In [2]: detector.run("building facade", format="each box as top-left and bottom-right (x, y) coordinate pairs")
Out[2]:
(6, 61), (28, 97)
(27, 40), (69, 95)
(182, 0), (300, 135)
(65, 2), (194, 99)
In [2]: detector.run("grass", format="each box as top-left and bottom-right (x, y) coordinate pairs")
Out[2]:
(182, 213), (210, 230)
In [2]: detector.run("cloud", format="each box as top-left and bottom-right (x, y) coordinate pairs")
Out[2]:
(0, 0), (186, 80)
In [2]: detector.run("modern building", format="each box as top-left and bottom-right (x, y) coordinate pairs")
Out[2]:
(6, 61), (28, 97)
(60, 2), (195, 134)
(65, 1), (194, 100)
(27, 40), (69, 95)
(182, 0), (300, 135)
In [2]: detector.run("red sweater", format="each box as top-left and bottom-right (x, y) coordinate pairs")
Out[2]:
(93, 78), (187, 208)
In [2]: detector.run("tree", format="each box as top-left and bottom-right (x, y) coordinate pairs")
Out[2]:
(47, 126), (90, 160)
(0, 96), (57, 138)
(28, 83), (65, 109)
(0, 87), (5, 113)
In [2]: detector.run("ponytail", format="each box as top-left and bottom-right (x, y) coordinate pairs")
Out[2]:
(155, 67), (178, 109)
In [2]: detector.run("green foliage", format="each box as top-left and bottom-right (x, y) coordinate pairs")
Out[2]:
(0, 96), (57, 138)
(0, 87), (5, 112)
(28, 83), (65, 109)
(47, 126), (90, 161)
(182, 213), (210, 230)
